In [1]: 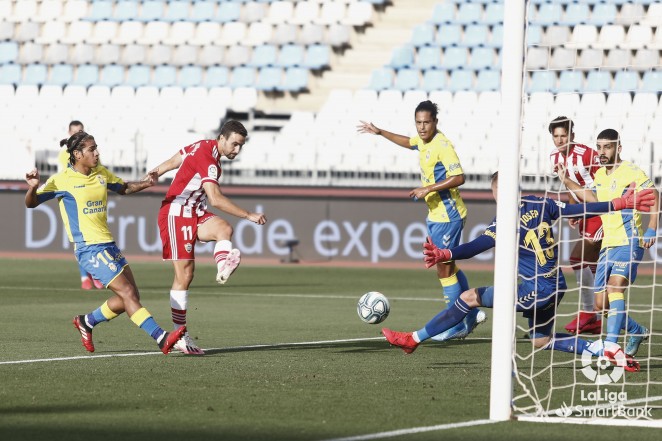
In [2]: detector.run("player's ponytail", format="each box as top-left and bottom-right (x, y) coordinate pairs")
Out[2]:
(59, 138), (68, 147)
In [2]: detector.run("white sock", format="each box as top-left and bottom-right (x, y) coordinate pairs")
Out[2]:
(580, 266), (595, 312)
(412, 332), (421, 343)
(170, 290), (188, 329)
(214, 240), (232, 271)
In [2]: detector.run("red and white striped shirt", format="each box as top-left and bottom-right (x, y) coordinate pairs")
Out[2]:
(549, 143), (600, 199)
(162, 140), (221, 217)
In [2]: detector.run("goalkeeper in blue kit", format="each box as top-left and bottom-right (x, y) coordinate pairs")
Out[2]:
(382, 172), (655, 372)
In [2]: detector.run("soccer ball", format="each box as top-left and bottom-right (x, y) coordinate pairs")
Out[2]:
(357, 292), (390, 324)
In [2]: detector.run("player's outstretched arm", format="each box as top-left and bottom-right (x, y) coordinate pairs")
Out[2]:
(203, 181), (267, 225)
(557, 184), (656, 218)
(423, 234), (495, 268)
(24, 168), (41, 208)
(121, 169), (159, 195)
(556, 162), (598, 203)
(356, 121), (411, 149)
(410, 174), (465, 200)
(643, 187), (660, 249)
(149, 152), (183, 178)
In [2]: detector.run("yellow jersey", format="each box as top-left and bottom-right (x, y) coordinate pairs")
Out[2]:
(410, 131), (467, 223)
(57, 148), (70, 171)
(591, 161), (655, 249)
(36, 166), (124, 247)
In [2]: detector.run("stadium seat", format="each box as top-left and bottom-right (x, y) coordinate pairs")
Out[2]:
(489, 24), (504, 48)
(447, 70), (473, 92)
(421, 69), (445, 92)
(440, 47), (467, 69)
(88, 21), (119, 45)
(410, 23), (435, 47)
(389, 45), (414, 69)
(277, 44), (304, 68)
(219, 22), (247, 46)
(642, 3), (662, 27)
(188, 22), (221, 46)
(23, 63), (48, 86)
(343, 1), (373, 26)
(190, 1), (215, 23)
(468, 47), (495, 70)
(0, 41), (18, 64)
(631, 49), (660, 70)
(244, 22), (274, 47)
(316, 2), (345, 26)
(178, 66), (202, 88)
(36, 21), (67, 45)
(266, 1), (294, 24)
(62, 0), (88, 23)
(430, 3), (455, 25)
(462, 25), (489, 47)
(197, 45), (224, 67)
(139, 21), (170, 45)
(416, 46), (441, 70)
(113, 1), (139, 22)
(72, 64), (99, 87)
(36, 0), (64, 23)
(224, 45), (250, 67)
(44, 44), (69, 65)
(593, 25), (625, 49)
(230, 87), (257, 112)
(138, 1), (165, 22)
(172, 45), (198, 67)
(100, 64), (124, 87)
(163, 1), (189, 22)
(126, 65), (151, 88)
(153, 65), (177, 88)
(475, 69), (500, 92)
(146, 45), (172, 66)
(603, 49), (630, 70)
(230, 66), (256, 88)
(560, 3), (589, 26)
(87, 0), (113, 21)
(280, 67), (309, 92)
(291, 1), (318, 25)
(583, 71), (611, 92)
(617, 3), (645, 26)
(621, 25), (653, 49)
(566, 25), (597, 49)
(532, 2), (562, 26)
(256, 66), (282, 91)
(302, 44), (331, 69)
(436, 24), (461, 47)
(298, 23), (325, 45)
(557, 71), (583, 93)
(483, 3), (503, 25)
(368, 67), (393, 90)
(543, 25), (570, 46)
(550, 48), (576, 70)
(612, 71), (639, 92)
(115, 21), (144, 45)
(96, 44), (121, 65)
(203, 66), (229, 88)
(527, 71), (556, 93)
(121, 44), (147, 65)
(589, 3), (617, 26)
(525, 47), (548, 70)
(17, 42), (43, 65)
(326, 23), (351, 47)
(0, 20), (13, 41)
(248, 44), (278, 67)
(61, 20), (93, 44)
(576, 48), (603, 69)
(393, 68), (419, 91)
(70, 43), (95, 64)
(14, 22), (41, 43)
(216, 2), (241, 23)
(456, 3), (482, 25)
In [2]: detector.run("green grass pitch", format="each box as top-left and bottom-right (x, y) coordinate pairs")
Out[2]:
(0, 258), (660, 441)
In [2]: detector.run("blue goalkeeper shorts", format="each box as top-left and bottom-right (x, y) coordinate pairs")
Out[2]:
(75, 242), (128, 288)
(594, 245), (644, 294)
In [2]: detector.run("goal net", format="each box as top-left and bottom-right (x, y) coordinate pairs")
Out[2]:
(505, 0), (662, 426)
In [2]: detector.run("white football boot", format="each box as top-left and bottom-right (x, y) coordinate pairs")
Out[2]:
(216, 248), (241, 285)
(173, 331), (205, 355)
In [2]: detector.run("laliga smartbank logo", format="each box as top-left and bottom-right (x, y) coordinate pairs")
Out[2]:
(554, 389), (653, 419)
(581, 340), (624, 385)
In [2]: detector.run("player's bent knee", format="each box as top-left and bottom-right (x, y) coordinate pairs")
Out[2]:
(460, 288), (480, 307)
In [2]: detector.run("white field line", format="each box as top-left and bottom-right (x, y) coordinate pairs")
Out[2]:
(319, 419), (497, 441)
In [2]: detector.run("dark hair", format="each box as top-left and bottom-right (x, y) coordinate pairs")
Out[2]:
(64, 131), (95, 164)
(219, 120), (248, 139)
(414, 100), (438, 120)
(548, 116), (574, 135)
(60, 120), (85, 147)
(597, 128), (619, 142)
(491, 171), (498, 182)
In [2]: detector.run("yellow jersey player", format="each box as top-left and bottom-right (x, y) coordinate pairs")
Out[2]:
(58, 120), (104, 290)
(357, 100), (485, 341)
(558, 128), (659, 369)
(25, 130), (186, 354)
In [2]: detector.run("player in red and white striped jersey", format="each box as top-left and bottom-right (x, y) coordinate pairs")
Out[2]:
(548, 116), (602, 334)
(151, 120), (267, 354)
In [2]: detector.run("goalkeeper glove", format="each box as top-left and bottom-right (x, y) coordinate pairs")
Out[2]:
(423, 237), (452, 268)
(611, 183), (656, 212)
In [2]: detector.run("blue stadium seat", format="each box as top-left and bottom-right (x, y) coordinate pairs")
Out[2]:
(138, 1), (165, 22)
(588, 3), (617, 26)
(277, 44), (304, 68)
(279, 67), (308, 92)
(114, 1), (139, 22)
(430, 3), (455, 25)
(526, 25), (543, 46)
(456, 3), (482, 25)
(203, 66), (229, 88)
(87, 1), (113, 21)
(447, 70), (473, 91)
(153, 65), (177, 88)
(410, 23), (435, 47)
(532, 2), (562, 26)
(49, 64), (74, 86)
(527, 71), (556, 93)
(179, 66), (202, 88)
(462, 24), (489, 47)
(126, 65), (151, 88)
(389, 45), (414, 68)
(468, 47), (494, 70)
(436, 24), (461, 47)
(584, 71), (611, 92)
(416, 46), (441, 70)
(229, 66), (256, 88)
(488, 24), (503, 48)
(100, 64), (124, 87)
(216, 2), (241, 23)
(0, 41), (18, 64)
(248, 44), (278, 67)
(613, 71), (639, 92)
(557, 71), (583, 93)
(641, 71), (662, 93)
(393, 68), (420, 91)
(0, 63), (21, 85)
(24, 63), (48, 86)
(302, 44), (330, 69)
(421, 69), (446, 92)
(190, 1), (215, 23)
(256, 67), (282, 91)
(560, 3), (589, 26)
(475, 69), (500, 92)
(440, 47), (467, 69)
(483, 3), (503, 25)
(73, 65), (99, 87)
(368, 67), (393, 90)
(164, 1), (189, 22)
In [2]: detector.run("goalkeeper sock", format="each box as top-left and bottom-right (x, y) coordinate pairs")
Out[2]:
(417, 297), (472, 342)
(622, 316), (644, 335)
(85, 301), (119, 328)
(545, 333), (591, 354)
(440, 273), (462, 304)
(605, 292), (626, 344)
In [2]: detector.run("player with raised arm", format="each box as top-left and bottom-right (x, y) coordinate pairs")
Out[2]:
(357, 100), (485, 341)
(25, 131), (186, 354)
(382, 172), (655, 372)
(548, 116), (603, 334)
(149, 120), (267, 355)
(557, 129), (659, 359)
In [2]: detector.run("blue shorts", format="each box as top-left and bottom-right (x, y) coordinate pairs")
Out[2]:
(477, 281), (564, 339)
(75, 242), (128, 288)
(427, 218), (465, 250)
(594, 246), (644, 293)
